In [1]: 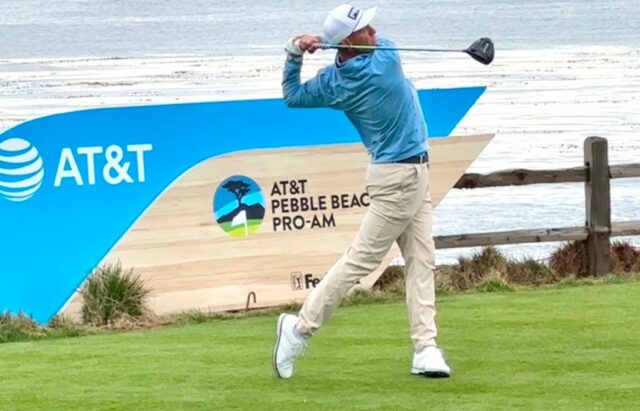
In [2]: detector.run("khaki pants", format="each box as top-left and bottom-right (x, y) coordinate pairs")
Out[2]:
(297, 162), (437, 351)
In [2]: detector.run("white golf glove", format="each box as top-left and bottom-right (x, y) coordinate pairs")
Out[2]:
(285, 37), (304, 57)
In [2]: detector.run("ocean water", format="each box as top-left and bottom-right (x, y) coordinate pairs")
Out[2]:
(2, 0), (639, 57)
(1, 0), (638, 263)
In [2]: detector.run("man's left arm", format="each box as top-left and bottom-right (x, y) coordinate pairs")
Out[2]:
(282, 36), (339, 108)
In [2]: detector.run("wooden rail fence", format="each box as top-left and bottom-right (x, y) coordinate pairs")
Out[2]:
(434, 137), (640, 276)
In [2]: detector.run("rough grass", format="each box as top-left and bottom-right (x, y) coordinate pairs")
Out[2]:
(1, 282), (639, 410)
(375, 247), (560, 294)
(438, 246), (561, 290)
(374, 242), (640, 293)
(0, 312), (88, 343)
(611, 241), (640, 272)
(3, 241), (639, 345)
(550, 240), (640, 277)
(0, 312), (44, 343)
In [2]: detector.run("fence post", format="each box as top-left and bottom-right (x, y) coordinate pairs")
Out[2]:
(584, 137), (611, 276)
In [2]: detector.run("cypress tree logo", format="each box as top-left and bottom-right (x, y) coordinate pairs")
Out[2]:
(213, 175), (266, 237)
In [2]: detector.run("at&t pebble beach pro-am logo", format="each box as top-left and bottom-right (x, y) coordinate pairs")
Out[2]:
(214, 175), (266, 237)
(0, 138), (45, 202)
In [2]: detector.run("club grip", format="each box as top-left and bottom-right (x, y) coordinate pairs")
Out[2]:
(313, 43), (332, 50)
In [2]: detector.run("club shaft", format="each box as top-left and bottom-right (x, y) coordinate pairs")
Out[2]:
(316, 43), (465, 53)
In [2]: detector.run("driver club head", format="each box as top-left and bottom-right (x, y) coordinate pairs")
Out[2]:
(465, 37), (495, 65)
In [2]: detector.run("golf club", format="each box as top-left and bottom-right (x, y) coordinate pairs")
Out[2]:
(314, 37), (495, 65)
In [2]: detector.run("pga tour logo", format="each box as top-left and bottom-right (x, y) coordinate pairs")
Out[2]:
(0, 137), (153, 202)
(290, 272), (321, 290)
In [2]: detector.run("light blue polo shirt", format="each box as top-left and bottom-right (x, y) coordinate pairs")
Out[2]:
(282, 36), (429, 163)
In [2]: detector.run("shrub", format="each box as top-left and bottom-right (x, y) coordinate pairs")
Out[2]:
(610, 241), (640, 273)
(550, 240), (640, 276)
(48, 314), (75, 329)
(506, 258), (559, 285)
(372, 265), (404, 292)
(549, 241), (589, 277)
(443, 246), (509, 291)
(47, 314), (85, 339)
(476, 270), (515, 293)
(0, 312), (44, 343)
(80, 262), (151, 326)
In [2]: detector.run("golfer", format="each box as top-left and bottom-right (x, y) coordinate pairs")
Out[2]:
(273, 3), (450, 379)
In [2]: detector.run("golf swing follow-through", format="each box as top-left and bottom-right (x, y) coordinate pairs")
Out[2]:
(315, 37), (495, 65)
(273, 3), (494, 380)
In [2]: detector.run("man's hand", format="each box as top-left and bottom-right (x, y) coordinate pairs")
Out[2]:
(297, 35), (323, 54)
(285, 35), (324, 57)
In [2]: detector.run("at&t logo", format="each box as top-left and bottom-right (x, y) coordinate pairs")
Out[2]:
(0, 138), (45, 202)
(0, 137), (153, 202)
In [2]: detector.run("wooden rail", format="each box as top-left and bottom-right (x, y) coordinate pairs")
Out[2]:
(435, 137), (640, 276)
(435, 222), (640, 249)
(454, 164), (640, 188)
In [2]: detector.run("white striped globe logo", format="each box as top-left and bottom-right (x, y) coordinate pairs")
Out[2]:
(0, 138), (45, 202)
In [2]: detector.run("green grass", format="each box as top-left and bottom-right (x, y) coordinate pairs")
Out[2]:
(219, 219), (263, 237)
(1, 283), (639, 410)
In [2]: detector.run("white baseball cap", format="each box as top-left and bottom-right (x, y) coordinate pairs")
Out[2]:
(322, 4), (377, 44)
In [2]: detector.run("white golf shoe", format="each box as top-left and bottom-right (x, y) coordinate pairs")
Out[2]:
(411, 346), (451, 378)
(273, 313), (307, 379)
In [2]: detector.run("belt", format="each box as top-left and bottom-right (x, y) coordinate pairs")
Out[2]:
(393, 151), (429, 164)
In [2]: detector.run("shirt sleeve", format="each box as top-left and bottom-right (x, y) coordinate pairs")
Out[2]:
(372, 36), (401, 67)
(282, 56), (339, 108)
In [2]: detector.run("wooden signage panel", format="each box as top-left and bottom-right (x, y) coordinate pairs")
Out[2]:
(62, 134), (493, 316)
